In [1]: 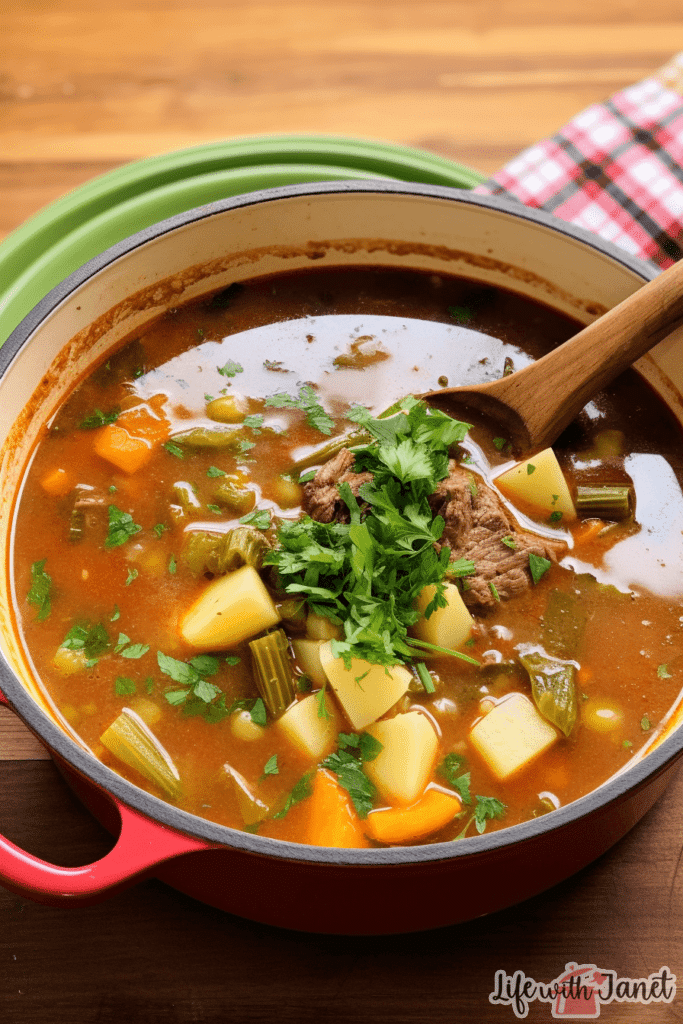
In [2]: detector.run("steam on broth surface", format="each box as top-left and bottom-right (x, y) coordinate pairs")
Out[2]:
(10, 266), (683, 847)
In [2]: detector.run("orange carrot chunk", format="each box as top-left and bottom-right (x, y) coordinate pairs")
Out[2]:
(364, 788), (461, 845)
(94, 424), (154, 474)
(306, 769), (370, 848)
(93, 396), (170, 474)
(40, 467), (73, 497)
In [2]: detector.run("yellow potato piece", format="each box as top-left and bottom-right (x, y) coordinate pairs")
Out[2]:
(495, 447), (575, 521)
(277, 691), (340, 761)
(179, 565), (280, 650)
(318, 642), (411, 730)
(469, 692), (558, 780)
(413, 582), (473, 651)
(291, 638), (327, 687)
(365, 711), (440, 806)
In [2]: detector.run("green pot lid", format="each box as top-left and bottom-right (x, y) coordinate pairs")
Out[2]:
(0, 134), (485, 343)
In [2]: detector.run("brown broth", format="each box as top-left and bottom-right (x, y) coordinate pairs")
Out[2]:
(9, 266), (683, 846)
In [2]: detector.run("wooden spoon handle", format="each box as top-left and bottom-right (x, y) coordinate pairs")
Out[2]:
(490, 257), (683, 449)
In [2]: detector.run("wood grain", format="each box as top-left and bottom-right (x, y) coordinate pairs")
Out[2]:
(2, 2), (683, 1019)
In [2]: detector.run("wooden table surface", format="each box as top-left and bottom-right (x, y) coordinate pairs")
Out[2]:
(2, 2), (683, 1021)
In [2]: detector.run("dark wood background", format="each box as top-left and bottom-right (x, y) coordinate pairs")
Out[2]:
(2, 2), (683, 1021)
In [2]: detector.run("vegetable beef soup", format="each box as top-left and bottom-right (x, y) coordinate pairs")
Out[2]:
(10, 266), (683, 848)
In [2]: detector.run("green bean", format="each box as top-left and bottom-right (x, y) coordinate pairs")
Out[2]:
(519, 649), (578, 737)
(213, 480), (256, 515)
(171, 426), (242, 450)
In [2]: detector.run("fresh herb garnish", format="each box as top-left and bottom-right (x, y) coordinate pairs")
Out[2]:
(206, 466), (226, 478)
(239, 508), (271, 530)
(416, 661), (436, 693)
(114, 676), (136, 696)
(79, 407), (120, 429)
(163, 441), (185, 459)
(641, 714), (651, 731)
(437, 752), (472, 804)
(27, 559), (52, 621)
(105, 505), (142, 548)
(501, 535), (516, 550)
(260, 754), (279, 780)
(120, 642), (149, 660)
(528, 552), (552, 585)
(265, 384), (334, 435)
(125, 568), (138, 586)
(489, 580), (500, 601)
(243, 414), (264, 432)
(265, 397), (478, 670)
(454, 794), (507, 839)
(526, 463), (536, 475)
(657, 663), (672, 679)
(206, 504), (223, 514)
(158, 651), (227, 720)
(153, 523), (168, 538)
(549, 511), (563, 523)
(217, 359), (244, 379)
(272, 773), (314, 819)
(61, 622), (110, 661)
(492, 437), (507, 451)
(168, 555), (177, 575)
(321, 748), (377, 818)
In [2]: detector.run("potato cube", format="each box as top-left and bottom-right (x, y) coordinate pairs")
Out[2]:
(291, 638), (327, 687)
(495, 448), (575, 521)
(365, 711), (439, 806)
(469, 692), (559, 780)
(413, 582), (473, 651)
(319, 642), (412, 730)
(277, 691), (340, 761)
(179, 565), (280, 650)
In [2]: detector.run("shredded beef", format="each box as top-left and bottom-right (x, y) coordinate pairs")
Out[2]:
(302, 448), (373, 524)
(302, 451), (566, 610)
(430, 462), (566, 611)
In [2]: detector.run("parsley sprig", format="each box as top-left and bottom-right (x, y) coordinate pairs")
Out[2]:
(265, 384), (334, 435)
(265, 398), (478, 670)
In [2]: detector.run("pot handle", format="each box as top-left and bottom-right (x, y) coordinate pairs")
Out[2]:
(0, 687), (213, 904)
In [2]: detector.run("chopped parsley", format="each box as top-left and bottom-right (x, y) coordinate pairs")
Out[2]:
(124, 568), (138, 586)
(641, 714), (651, 731)
(526, 463), (536, 475)
(489, 580), (500, 602)
(78, 407), (120, 429)
(265, 384), (334, 435)
(163, 441), (185, 459)
(105, 506), (142, 548)
(492, 437), (507, 451)
(454, 794), (507, 840)
(260, 754), (279, 780)
(114, 676), (136, 696)
(265, 397), (478, 670)
(217, 359), (244, 379)
(501, 535), (516, 550)
(27, 559), (52, 621)
(437, 752), (472, 804)
(239, 508), (271, 530)
(243, 414), (264, 432)
(657, 663), (672, 679)
(61, 622), (110, 662)
(207, 465), (226, 478)
(321, 748), (377, 819)
(549, 511), (563, 523)
(168, 555), (177, 575)
(158, 651), (229, 720)
(153, 523), (168, 538)
(529, 552), (552, 585)
(272, 773), (314, 819)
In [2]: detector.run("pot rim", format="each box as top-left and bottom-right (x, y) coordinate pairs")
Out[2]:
(1, 178), (677, 869)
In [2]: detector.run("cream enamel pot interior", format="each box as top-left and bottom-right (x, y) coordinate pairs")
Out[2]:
(1, 181), (683, 934)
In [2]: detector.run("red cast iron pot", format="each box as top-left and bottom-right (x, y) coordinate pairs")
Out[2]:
(0, 182), (682, 934)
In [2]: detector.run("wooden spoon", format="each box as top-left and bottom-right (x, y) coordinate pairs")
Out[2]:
(422, 256), (683, 451)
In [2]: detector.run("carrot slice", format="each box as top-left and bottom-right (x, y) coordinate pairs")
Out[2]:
(94, 424), (154, 474)
(40, 467), (73, 497)
(305, 769), (370, 848)
(364, 788), (461, 845)
(93, 396), (170, 474)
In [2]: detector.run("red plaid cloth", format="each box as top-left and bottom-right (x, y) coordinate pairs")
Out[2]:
(473, 54), (683, 268)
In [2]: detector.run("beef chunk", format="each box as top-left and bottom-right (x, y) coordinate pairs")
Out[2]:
(430, 463), (566, 612)
(302, 448), (374, 524)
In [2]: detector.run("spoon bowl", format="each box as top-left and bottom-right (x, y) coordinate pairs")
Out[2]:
(422, 255), (683, 451)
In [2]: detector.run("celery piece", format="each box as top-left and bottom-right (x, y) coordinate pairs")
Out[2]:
(519, 649), (578, 738)
(575, 485), (633, 520)
(213, 481), (256, 516)
(249, 629), (296, 717)
(100, 708), (181, 799)
(182, 526), (270, 575)
(222, 764), (270, 827)
(172, 481), (202, 512)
